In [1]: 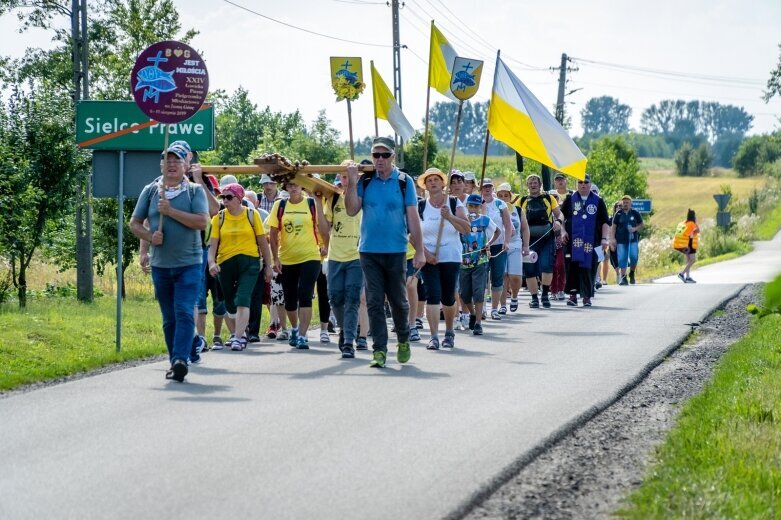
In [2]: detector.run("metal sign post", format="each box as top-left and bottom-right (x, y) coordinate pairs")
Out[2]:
(116, 151), (125, 353)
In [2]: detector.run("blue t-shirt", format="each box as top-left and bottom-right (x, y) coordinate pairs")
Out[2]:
(132, 182), (209, 268)
(461, 215), (497, 268)
(357, 168), (417, 253)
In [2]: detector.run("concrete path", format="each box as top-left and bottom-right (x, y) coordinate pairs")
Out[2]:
(1, 236), (779, 520)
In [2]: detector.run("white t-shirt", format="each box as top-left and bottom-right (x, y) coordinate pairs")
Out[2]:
(507, 205), (522, 251)
(484, 198), (508, 245)
(421, 198), (465, 263)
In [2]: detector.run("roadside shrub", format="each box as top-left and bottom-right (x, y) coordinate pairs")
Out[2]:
(699, 219), (751, 259)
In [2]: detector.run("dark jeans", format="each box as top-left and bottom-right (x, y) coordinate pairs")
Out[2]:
(359, 252), (410, 352)
(565, 255), (596, 298)
(151, 263), (202, 363)
(328, 259), (363, 344)
(317, 270), (331, 323)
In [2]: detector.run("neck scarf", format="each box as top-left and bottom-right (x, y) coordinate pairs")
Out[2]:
(570, 191), (599, 266)
(155, 175), (190, 200)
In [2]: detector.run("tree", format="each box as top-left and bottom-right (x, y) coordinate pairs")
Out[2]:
(674, 142), (712, 176)
(732, 133), (781, 177)
(427, 100), (511, 155)
(0, 85), (86, 307)
(402, 129), (442, 176)
(210, 86), (267, 165)
(584, 136), (648, 205)
(580, 96), (631, 136)
(287, 110), (347, 165)
(763, 43), (781, 103)
(674, 142), (693, 176)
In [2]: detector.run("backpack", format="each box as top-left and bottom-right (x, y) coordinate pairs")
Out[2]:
(276, 197), (319, 245)
(417, 197), (458, 220)
(520, 194), (555, 240)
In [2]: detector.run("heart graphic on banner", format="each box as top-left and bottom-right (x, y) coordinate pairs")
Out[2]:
(173, 49), (183, 57)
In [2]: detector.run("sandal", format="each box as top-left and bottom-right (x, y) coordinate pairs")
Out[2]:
(426, 338), (440, 350)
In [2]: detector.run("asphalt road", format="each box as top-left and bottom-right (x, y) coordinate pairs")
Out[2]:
(2, 236), (779, 520)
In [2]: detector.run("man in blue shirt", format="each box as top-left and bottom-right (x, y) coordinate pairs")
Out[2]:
(130, 144), (209, 382)
(345, 137), (425, 368)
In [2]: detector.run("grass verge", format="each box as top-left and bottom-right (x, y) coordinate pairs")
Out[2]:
(756, 201), (781, 240)
(618, 313), (781, 517)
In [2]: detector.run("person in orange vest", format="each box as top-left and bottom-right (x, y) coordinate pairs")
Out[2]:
(673, 209), (700, 283)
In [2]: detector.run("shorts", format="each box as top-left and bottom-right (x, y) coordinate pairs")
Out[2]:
(488, 245), (507, 290)
(523, 236), (555, 278)
(459, 263), (488, 304)
(505, 247), (523, 276)
(420, 262), (460, 306)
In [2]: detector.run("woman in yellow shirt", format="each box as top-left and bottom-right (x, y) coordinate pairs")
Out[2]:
(208, 183), (273, 351)
(268, 180), (322, 349)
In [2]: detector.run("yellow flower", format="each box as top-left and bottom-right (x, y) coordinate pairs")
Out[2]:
(332, 76), (365, 102)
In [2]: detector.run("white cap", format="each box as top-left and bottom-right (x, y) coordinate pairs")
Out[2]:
(219, 175), (238, 188)
(463, 171), (476, 182)
(496, 182), (513, 193)
(259, 174), (274, 185)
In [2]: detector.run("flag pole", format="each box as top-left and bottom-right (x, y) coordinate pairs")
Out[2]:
(479, 50), (501, 190)
(347, 98), (355, 160)
(422, 20), (435, 172)
(157, 125), (169, 232)
(371, 60), (379, 138)
(433, 99), (464, 259)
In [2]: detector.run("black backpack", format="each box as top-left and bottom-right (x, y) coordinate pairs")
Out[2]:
(417, 197), (458, 220)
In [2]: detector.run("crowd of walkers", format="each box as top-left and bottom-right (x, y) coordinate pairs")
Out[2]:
(132, 137), (691, 383)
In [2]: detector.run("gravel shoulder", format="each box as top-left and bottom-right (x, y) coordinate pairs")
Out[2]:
(459, 284), (756, 520)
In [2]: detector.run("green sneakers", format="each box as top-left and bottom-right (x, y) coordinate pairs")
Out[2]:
(370, 351), (387, 368)
(397, 341), (411, 364)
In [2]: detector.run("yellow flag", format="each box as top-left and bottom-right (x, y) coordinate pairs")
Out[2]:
(429, 23), (458, 101)
(488, 57), (587, 179)
(371, 62), (414, 141)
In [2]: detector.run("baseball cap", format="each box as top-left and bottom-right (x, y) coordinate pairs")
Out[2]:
(163, 144), (187, 160)
(496, 182), (513, 194)
(481, 177), (494, 187)
(259, 174), (274, 185)
(554, 172), (566, 180)
(219, 175), (238, 188)
(450, 169), (464, 179)
(466, 194), (483, 205)
(463, 171), (476, 182)
(170, 140), (191, 154)
(372, 136), (395, 152)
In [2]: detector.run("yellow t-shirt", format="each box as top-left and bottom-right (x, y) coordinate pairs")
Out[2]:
(210, 207), (265, 264)
(406, 240), (415, 261)
(324, 194), (361, 263)
(268, 198), (322, 265)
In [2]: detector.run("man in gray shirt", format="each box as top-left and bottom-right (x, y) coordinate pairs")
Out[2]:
(130, 144), (209, 382)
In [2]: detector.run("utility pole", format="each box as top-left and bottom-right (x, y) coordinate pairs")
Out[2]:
(545, 53), (577, 191)
(72, 0), (93, 301)
(391, 0), (404, 166)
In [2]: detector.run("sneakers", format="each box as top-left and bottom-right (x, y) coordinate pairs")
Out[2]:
(619, 276), (629, 286)
(457, 314), (466, 331)
(277, 329), (289, 342)
(415, 317), (424, 329)
(498, 305), (507, 315)
(356, 336), (368, 350)
(409, 328), (421, 342)
(629, 271), (636, 285)
(167, 359), (188, 382)
(320, 331), (330, 344)
(509, 299), (519, 312)
(678, 272), (686, 283)
(468, 314), (476, 330)
(397, 341), (411, 363)
(473, 323), (483, 335)
(230, 337), (243, 351)
(341, 344), (355, 359)
(567, 294), (578, 306)
(482, 309), (487, 320)
(266, 322), (278, 339)
(296, 335), (309, 350)
(529, 296), (540, 309)
(370, 350), (386, 368)
(594, 279), (603, 289)
(328, 316), (337, 333)
(685, 276), (697, 284)
(442, 332), (455, 349)
(541, 294), (551, 308)
(426, 338), (440, 350)
(582, 297), (592, 307)
(190, 336), (205, 364)
(490, 309), (501, 320)
(247, 334), (261, 344)
(289, 329), (299, 347)
(212, 335), (224, 350)
(557, 291), (567, 301)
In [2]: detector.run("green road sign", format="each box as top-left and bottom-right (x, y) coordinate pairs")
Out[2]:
(76, 100), (214, 150)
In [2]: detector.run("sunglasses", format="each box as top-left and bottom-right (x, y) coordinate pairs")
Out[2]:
(372, 152), (392, 159)
(577, 181), (591, 185)
(221, 194), (235, 201)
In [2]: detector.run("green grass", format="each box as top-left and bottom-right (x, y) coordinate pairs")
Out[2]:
(756, 201), (781, 240)
(618, 313), (781, 518)
(0, 296), (168, 391)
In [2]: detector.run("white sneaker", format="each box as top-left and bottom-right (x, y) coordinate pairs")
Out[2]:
(320, 331), (330, 343)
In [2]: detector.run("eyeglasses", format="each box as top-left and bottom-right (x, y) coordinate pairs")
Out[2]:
(372, 152), (392, 159)
(221, 195), (235, 201)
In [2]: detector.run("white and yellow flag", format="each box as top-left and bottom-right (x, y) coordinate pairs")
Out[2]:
(488, 57), (587, 179)
(371, 62), (415, 141)
(429, 23), (458, 102)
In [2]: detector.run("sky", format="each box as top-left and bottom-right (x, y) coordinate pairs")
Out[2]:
(2, 0), (781, 146)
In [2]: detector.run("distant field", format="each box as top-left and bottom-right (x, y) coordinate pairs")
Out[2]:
(645, 168), (766, 230)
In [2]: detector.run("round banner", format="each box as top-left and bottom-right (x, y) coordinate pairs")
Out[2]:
(130, 40), (208, 124)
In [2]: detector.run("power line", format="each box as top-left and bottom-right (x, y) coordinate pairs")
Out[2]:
(222, 0), (392, 47)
